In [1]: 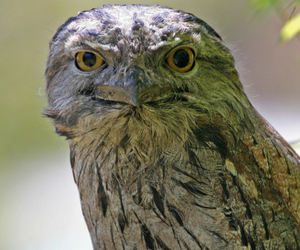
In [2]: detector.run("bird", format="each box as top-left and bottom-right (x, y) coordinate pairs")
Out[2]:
(45, 4), (300, 250)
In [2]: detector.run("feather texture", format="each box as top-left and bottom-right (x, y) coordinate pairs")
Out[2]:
(45, 5), (300, 249)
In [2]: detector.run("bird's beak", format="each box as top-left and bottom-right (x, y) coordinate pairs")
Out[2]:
(97, 84), (140, 105)
(96, 66), (170, 106)
(95, 66), (144, 105)
(97, 83), (173, 106)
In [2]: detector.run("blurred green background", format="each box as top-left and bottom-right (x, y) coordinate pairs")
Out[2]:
(0, 0), (299, 249)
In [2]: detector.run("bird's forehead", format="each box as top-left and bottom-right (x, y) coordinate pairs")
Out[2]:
(64, 5), (202, 53)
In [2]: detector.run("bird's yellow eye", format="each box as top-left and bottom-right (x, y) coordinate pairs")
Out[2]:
(166, 47), (194, 73)
(75, 51), (104, 71)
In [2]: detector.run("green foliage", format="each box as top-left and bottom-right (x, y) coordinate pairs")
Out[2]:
(251, 0), (285, 11)
(286, 0), (300, 18)
(281, 12), (300, 40)
(251, 0), (300, 41)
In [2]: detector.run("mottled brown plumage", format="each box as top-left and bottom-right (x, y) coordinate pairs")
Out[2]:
(45, 5), (300, 250)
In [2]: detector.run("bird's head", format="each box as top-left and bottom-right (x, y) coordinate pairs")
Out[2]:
(45, 5), (253, 151)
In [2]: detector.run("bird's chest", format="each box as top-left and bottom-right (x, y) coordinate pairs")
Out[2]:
(70, 133), (239, 250)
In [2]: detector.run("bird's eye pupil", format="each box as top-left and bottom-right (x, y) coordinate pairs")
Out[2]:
(82, 52), (97, 67)
(75, 51), (104, 71)
(173, 49), (190, 68)
(166, 47), (194, 73)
